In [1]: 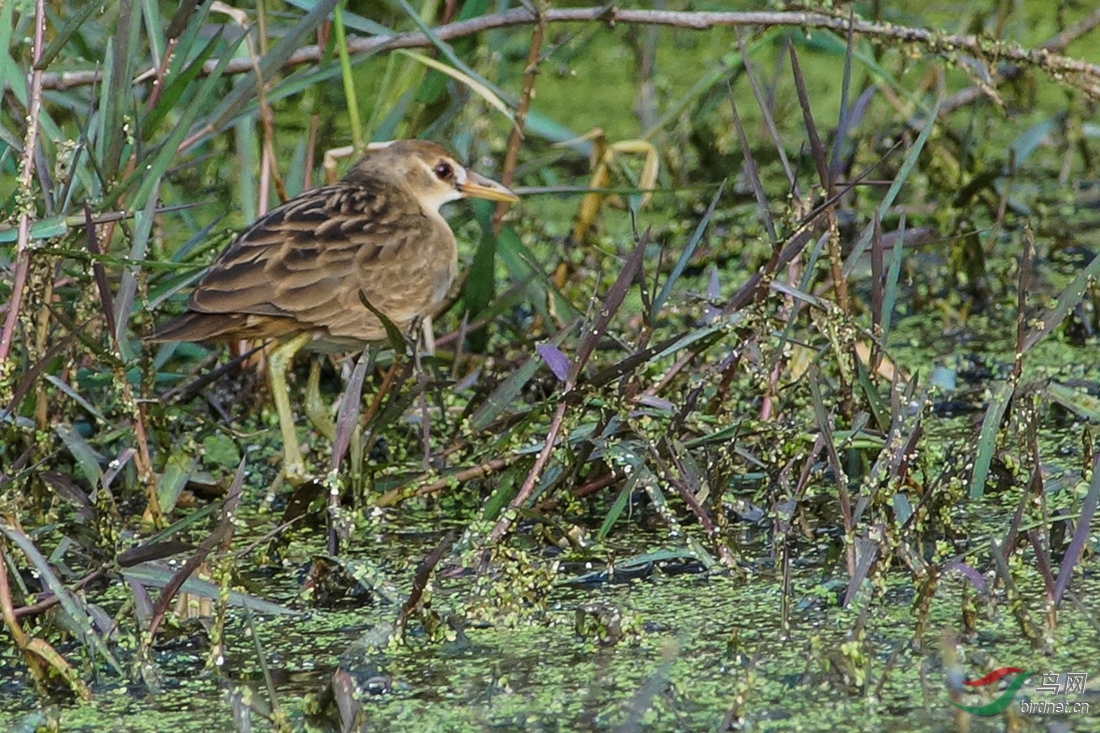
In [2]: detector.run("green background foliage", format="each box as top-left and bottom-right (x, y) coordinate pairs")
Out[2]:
(1, 1), (1099, 730)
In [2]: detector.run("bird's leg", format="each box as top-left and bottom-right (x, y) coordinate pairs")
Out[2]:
(267, 332), (312, 483)
(304, 360), (336, 442)
(349, 424), (364, 481)
(419, 315), (436, 357)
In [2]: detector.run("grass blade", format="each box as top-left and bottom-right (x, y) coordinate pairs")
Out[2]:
(650, 182), (724, 319)
(395, 49), (514, 126)
(1022, 250), (1100, 353)
(202, 0), (340, 140)
(843, 98), (942, 276)
(970, 380), (1014, 498)
(1, 521), (122, 672)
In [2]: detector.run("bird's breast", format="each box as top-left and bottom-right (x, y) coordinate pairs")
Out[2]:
(422, 214), (459, 307)
(352, 212), (457, 326)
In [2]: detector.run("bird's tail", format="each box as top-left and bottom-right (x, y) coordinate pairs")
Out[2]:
(147, 311), (248, 343)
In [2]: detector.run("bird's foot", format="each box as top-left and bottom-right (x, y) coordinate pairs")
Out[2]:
(283, 458), (312, 486)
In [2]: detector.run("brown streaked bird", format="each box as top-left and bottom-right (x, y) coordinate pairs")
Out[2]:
(150, 140), (518, 482)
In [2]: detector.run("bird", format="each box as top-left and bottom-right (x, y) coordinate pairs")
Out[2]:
(150, 139), (519, 482)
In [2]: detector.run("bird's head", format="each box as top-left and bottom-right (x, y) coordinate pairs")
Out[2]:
(348, 139), (518, 212)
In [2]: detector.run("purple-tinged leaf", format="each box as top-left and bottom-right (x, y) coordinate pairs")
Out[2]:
(946, 561), (987, 592)
(707, 265), (720, 301)
(843, 535), (880, 608)
(333, 347), (370, 471)
(41, 471), (94, 522)
(633, 394), (676, 413)
(102, 447), (136, 489)
(537, 342), (570, 381)
(568, 228), (650, 388)
(1053, 452), (1099, 605)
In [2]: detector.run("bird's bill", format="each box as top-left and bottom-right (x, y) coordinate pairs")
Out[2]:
(459, 171), (519, 202)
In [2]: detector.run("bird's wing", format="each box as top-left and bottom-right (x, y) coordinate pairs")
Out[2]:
(189, 182), (436, 340)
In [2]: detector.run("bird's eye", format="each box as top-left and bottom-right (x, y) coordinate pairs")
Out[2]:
(433, 161), (454, 180)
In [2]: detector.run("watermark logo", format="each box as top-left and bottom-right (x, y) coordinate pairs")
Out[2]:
(950, 668), (1033, 716)
(1021, 672), (1090, 715)
(951, 668), (1090, 717)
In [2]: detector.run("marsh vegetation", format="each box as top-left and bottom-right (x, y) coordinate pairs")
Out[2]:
(2, 1), (1099, 730)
